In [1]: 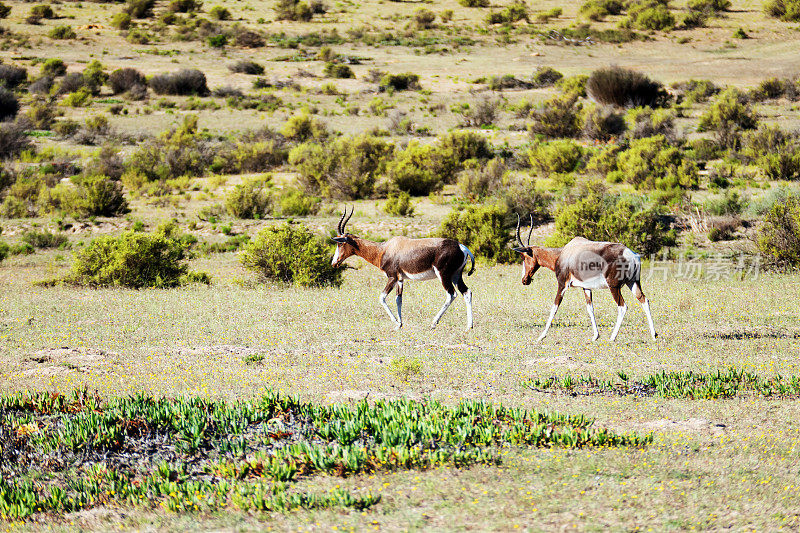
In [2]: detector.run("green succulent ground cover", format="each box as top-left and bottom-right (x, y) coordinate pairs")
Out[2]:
(0, 389), (649, 521)
(527, 367), (800, 399)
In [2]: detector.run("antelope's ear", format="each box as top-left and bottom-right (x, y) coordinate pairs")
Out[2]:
(512, 246), (530, 254)
(331, 236), (348, 243)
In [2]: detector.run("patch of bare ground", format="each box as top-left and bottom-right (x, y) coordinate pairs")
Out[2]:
(524, 355), (589, 369)
(22, 347), (118, 376)
(640, 417), (728, 435)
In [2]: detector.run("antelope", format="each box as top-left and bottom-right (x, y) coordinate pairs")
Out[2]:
(331, 207), (476, 331)
(512, 215), (656, 342)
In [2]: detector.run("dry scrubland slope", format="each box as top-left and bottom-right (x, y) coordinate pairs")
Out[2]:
(0, 0), (799, 529)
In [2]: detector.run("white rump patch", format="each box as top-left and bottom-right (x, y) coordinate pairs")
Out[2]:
(401, 268), (438, 281)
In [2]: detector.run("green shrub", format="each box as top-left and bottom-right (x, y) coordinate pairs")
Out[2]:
(764, 0), (800, 21)
(276, 186), (320, 216)
(457, 96), (500, 127)
(229, 60), (264, 75)
(414, 7), (436, 29)
(69, 229), (194, 288)
(579, 0), (623, 20)
(688, 0), (730, 11)
(207, 34), (228, 48)
(586, 66), (670, 108)
(626, 106), (675, 141)
(485, 1), (528, 23)
(124, 0), (155, 18)
(582, 105), (626, 141)
(528, 94), (582, 138)
(697, 88), (758, 149)
(626, 3), (674, 30)
(458, 158), (507, 200)
(82, 61), (107, 96)
(289, 134), (394, 199)
(758, 194), (800, 268)
(758, 150), (800, 181)
(111, 12), (132, 29)
(240, 223), (343, 286)
(21, 230), (68, 249)
(531, 66), (563, 88)
(213, 139), (287, 174)
(149, 69), (209, 96)
(323, 63), (354, 79)
(707, 216), (740, 242)
(529, 139), (585, 175)
(169, 0), (202, 12)
(556, 74), (589, 97)
(48, 25), (76, 39)
(226, 176), (273, 219)
(500, 178), (554, 225)
(459, 0), (489, 6)
(0, 87), (18, 121)
(548, 190), (674, 255)
(126, 115), (212, 182)
(29, 4), (55, 19)
(674, 79), (720, 103)
(63, 88), (92, 107)
(0, 2), (10, 18)
(386, 142), (450, 196)
(704, 190), (748, 216)
(0, 64), (27, 89)
(750, 77), (795, 101)
(0, 239), (7, 264)
(280, 113), (328, 141)
(615, 135), (699, 190)
(437, 203), (515, 263)
(380, 73), (420, 91)
(41, 58), (66, 78)
(383, 191), (414, 216)
(439, 130), (493, 164)
(75, 176), (130, 217)
(274, 0), (311, 21)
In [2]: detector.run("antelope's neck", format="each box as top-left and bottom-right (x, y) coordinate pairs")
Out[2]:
(353, 238), (385, 268)
(537, 248), (561, 272)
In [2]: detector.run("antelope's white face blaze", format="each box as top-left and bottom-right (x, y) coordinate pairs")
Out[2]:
(331, 245), (341, 266)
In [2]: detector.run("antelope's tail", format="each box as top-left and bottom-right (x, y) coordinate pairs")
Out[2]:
(460, 244), (475, 276)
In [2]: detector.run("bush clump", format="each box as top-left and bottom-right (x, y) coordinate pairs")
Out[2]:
(380, 73), (421, 92)
(225, 176), (273, 219)
(49, 25), (77, 39)
(69, 226), (195, 288)
(240, 223), (343, 287)
(108, 68), (146, 95)
(124, 0), (155, 18)
(290, 134), (393, 199)
(149, 69), (209, 96)
(764, 0), (800, 21)
(41, 59), (66, 78)
(582, 105), (626, 141)
(528, 94), (582, 139)
(531, 66), (563, 88)
(0, 64), (27, 89)
(437, 204), (515, 264)
(274, 0), (312, 21)
(758, 194), (800, 268)
(383, 191), (414, 216)
(385, 142), (451, 196)
(697, 88), (758, 149)
(613, 135), (699, 190)
(228, 60), (264, 75)
(323, 63), (354, 79)
(529, 140), (585, 175)
(22, 230), (68, 249)
(587, 66), (670, 108)
(0, 87), (19, 121)
(280, 113), (328, 142)
(0, 239), (7, 265)
(485, 2), (528, 24)
(548, 189), (674, 255)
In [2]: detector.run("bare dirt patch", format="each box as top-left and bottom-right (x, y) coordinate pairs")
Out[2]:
(23, 347), (118, 376)
(641, 418), (728, 435)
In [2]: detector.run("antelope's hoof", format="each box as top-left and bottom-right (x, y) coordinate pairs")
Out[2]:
(394, 323), (403, 331)
(591, 334), (600, 342)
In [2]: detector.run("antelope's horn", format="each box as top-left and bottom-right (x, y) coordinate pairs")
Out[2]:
(342, 205), (354, 234)
(515, 214), (523, 247)
(337, 208), (346, 234)
(527, 214), (534, 246)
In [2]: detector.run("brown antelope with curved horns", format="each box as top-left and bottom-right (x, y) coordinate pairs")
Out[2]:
(512, 215), (656, 342)
(331, 207), (476, 331)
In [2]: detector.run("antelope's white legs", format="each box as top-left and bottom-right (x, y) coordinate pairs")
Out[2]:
(642, 298), (656, 340)
(584, 290), (599, 341)
(609, 305), (627, 342)
(464, 289), (473, 330)
(395, 293), (403, 330)
(431, 292), (456, 329)
(379, 292), (400, 326)
(537, 304), (560, 342)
